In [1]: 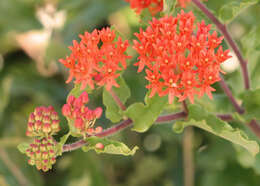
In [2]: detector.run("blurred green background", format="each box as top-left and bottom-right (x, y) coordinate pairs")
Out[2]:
(0, 0), (260, 185)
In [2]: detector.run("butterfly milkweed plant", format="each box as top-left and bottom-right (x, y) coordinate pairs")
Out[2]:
(3, 0), (258, 185)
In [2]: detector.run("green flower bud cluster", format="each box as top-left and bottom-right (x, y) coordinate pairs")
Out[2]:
(25, 137), (56, 172)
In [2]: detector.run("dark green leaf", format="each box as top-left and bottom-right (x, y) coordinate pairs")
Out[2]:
(240, 88), (260, 120)
(103, 76), (131, 123)
(124, 94), (168, 132)
(218, 0), (259, 23)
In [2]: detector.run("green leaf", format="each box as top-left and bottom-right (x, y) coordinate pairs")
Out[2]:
(173, 104), (259, 156)
(218, 0), (259, 23)
(103, 76), (131, 123)
(240, 88), (260, 120)
(124, 94), (168, 133)
(17, 142), (30, 154)
(56, 132), (71, 156)
(81, 136), (138, 156)
(68, 83), (92, 99)
(241, 26), (260, 89)
(163, 0), (177, 15)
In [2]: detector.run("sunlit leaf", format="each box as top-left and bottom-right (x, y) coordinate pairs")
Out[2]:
(173, 104), (259, 156)
(82, 136), (138, 156)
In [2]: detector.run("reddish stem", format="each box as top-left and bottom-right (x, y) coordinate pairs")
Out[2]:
(108, 89), (126, 111)
(248, 119), (260, 139)
(219, 76), (244, 114)
(191, 0), (250, 90)
(62, 111), (233, 152)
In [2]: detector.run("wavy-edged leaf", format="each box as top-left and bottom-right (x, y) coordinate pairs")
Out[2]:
(218, 0), (259, 23)
(17, 142), (30, 154)
(173, 104), (259, 156)
(82, 136), (138, 156)
(103, 76), (131, 123)
(124, 94), (168, 133)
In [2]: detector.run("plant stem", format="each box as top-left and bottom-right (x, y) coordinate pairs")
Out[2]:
(216, 113), (233, 121)
(108, 89), (126, 111)
(248, 119), (260, 139)
(182, 100), (189, 114)
(62, 111), (233, 153)
(191, 0), (250, 90)
(219, 76), (244, 114)
(63, 111), (186, 152)
(183, 126), (194, 186)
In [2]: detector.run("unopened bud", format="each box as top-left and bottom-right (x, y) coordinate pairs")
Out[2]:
(42, 151), (49, 159)
(43, 123), (51, 133)
(80, 92), (89, 104)
(94, 107), (103, 118)
(75, 118), (84, 129)
(95, 143), (104, 150)
(67, 95), (76, 105)
(95, 126), (103, 133)
(40, 144), (46, 152)
(86, 128), (95, 134)
(28, 159), (35, 166)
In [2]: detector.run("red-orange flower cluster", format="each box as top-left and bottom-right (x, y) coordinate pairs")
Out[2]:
(60, 28), (131, 91)
(125, 0), (163, 15)
(133, 11), (231, 104)
(62, 92), (103, 136)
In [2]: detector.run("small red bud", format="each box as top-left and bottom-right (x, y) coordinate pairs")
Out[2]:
(95, 143), (104, 150)
(75, 118), (84, 129)
(28, 113), (35, 123)
(74, 97), (83, 108)
(86, 128), (95, 134)
(28, 159), (35, 166)
(43, 123), (51, 133)
(67, 95), (76, 105)
(62, 104), (71, 117)
(80, 92), (89, 104)
(94, 107), (102, 118)
(95, 126), (103, 133)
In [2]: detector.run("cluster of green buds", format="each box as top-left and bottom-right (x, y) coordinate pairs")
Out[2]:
(26, 106), (60, 137)
(25, 137), (56, 172)
(24, 106), (60, 172)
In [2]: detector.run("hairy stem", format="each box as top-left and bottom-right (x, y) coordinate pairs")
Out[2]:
(108, 89), (126, 111)
(191, 0), (250, 90)
(62, 111), (234, 153)
(219, 76), (244, 114)
(63, 111), (186, 152)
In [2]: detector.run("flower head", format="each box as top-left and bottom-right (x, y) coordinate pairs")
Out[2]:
(60, 28), (131, 91)
(125, 0), (163, 15)
(26, 137), (57, 172)
(133, 11), (231, 104)
(26, 106), (60, 137)
(62, 92), (103, 137)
